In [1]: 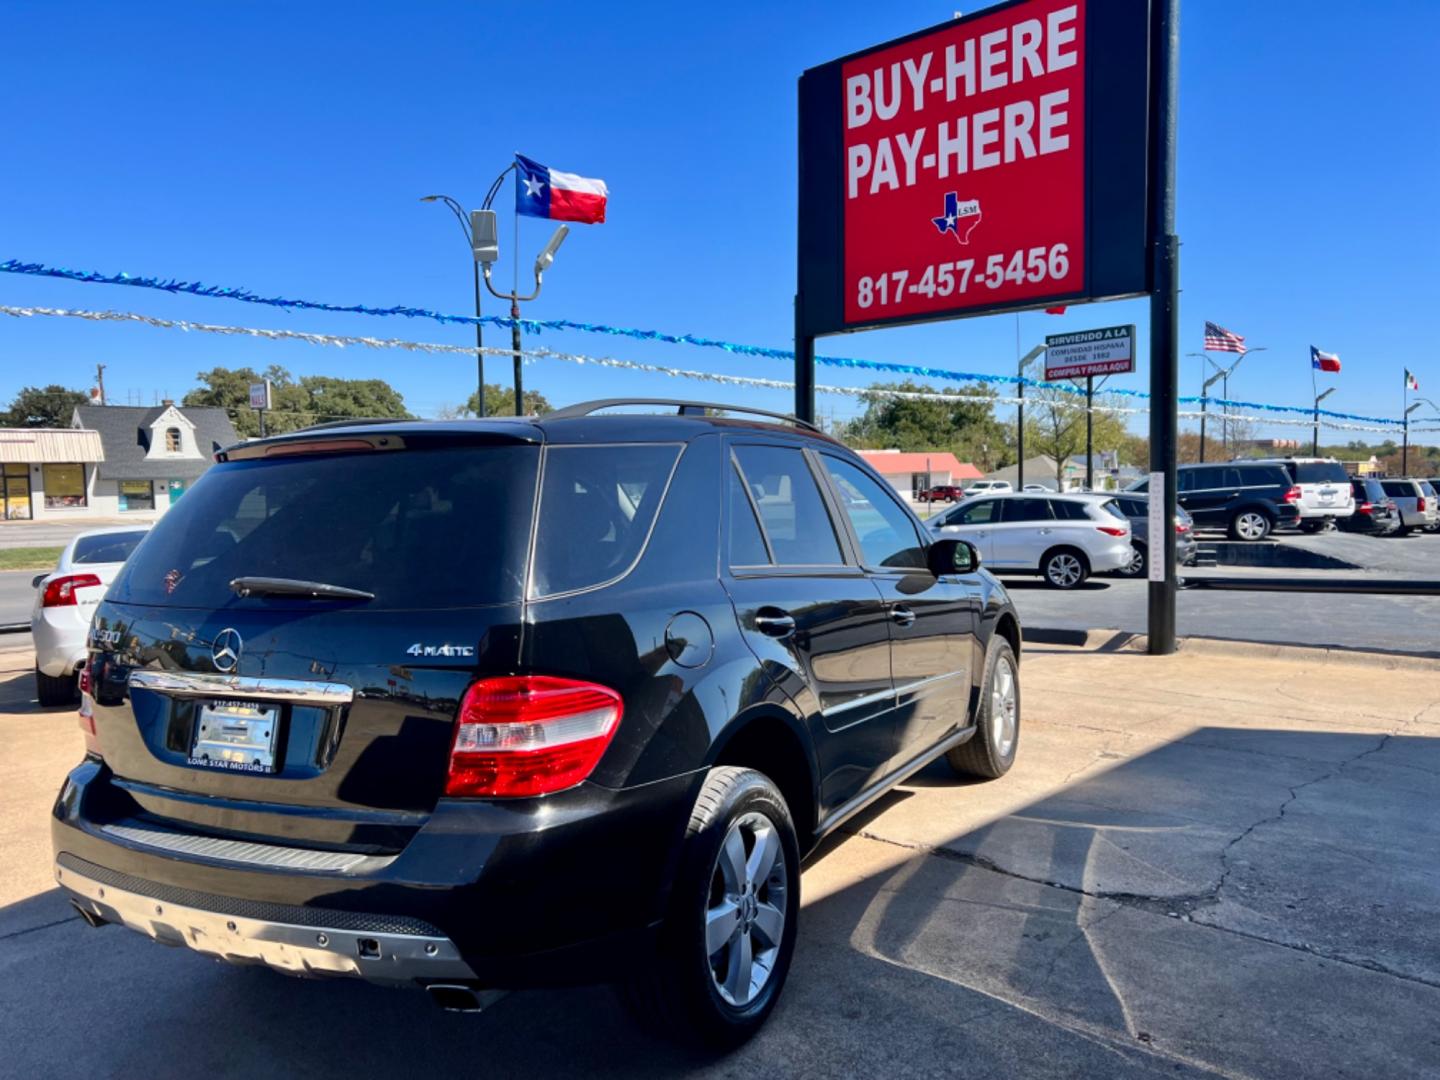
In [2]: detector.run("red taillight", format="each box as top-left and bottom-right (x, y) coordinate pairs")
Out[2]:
(1096, 526), (1128, 537)
(1358, 502), (1373, 514)
(77, 667), (101, 754)
(42, 573), (102, 608)
(445, 676), (622, 798)
(1175, 520), (1191, 534)
(1282, 486), (1302, 504)
(1420, 496), (1428, 513)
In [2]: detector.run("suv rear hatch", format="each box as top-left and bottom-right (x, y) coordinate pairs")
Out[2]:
(84, 429), (539, 852)
(1287, 460), (1354, 517)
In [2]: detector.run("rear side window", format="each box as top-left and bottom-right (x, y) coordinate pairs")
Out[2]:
(954, 499), (999, 525)
(1000, 498), (1053, 523)
(1048, 500), (1091, 521)
(1294, 462), (1349, 484)
(1098, 499), (1129, 521)
(727, 459), (771, 566)
(72, 531), (148, 565)
(532, 444), (682, 597)
(821, 457), (927, 570)
(110, 446), (539, 610)
(1244, 466), (1289, 488)
(1381, 481), (1410, 498)
(733, 446), (844, 566)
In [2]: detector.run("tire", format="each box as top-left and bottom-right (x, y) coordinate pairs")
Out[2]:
(1229, 509), (1273, 541)
(1041, 547), (1089, 589)
(1115, 541), (1147, 578)
(620, 767), (800, 1049)
(1396, 526), (1411, 537)
(947, 637), (1020, 779)
(1298, 520), (1324, 534)
(35, 665), (78, 707)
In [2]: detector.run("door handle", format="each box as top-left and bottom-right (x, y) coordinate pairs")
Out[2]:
(753, 609), (796, 638)
(890, 606), (916, 628)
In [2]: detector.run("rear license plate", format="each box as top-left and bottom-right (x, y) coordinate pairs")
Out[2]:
(190, 700), (280, 774)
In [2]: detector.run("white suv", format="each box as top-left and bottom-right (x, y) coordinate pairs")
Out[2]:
(1249, 457), (1355, 530)
(964, 480), (1013, 496)
(928, 492), (1132, 588)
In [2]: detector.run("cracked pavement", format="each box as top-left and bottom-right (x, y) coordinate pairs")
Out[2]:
(3, 635), (1440, 1078)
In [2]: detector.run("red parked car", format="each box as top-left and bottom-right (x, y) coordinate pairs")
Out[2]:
(918, 485), (966, 503)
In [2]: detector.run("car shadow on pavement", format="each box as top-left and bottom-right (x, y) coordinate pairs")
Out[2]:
(0, 667), (71, 714)
(4, 727), (1437, 1079)
(995, 579), (1113, 591)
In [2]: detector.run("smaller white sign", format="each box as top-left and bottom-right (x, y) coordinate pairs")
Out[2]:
(1044, 324), (1137, 381)
(248, 381), (272, 411)
(1147, 472), (1166, 583)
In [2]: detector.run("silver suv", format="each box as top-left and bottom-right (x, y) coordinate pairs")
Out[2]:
(1379, 479), (1437, 534)
(1248, 458), (1355, 531)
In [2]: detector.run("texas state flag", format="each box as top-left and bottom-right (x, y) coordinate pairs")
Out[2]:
(1310, 346), (1341, 373)
(515, 154), (608, 224)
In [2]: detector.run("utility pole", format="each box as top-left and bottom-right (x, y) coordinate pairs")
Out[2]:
(95, 364), (107, 406)
(1312, 387), (1336, 456)
(421, 194), (488, 417)
(1015, 344), (1046, 488)
(1146, 0), (1181, 655)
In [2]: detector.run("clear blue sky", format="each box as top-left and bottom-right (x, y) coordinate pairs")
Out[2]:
(2, 0), (1437, 444)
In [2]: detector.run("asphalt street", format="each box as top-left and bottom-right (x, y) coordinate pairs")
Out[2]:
(1, 569), (37, 627)
(0, 520), (126, 550)
(3, 638), (1438, 1079)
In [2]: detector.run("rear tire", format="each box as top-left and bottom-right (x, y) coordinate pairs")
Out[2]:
(35, 666), (78, 707)
(947, 638), (1020, 779)
(620, 767), (800, 1049)
(1041, 548), (1089, 589)
(1229, 510), (1273, 541)
(1298, 520), (1324, 534)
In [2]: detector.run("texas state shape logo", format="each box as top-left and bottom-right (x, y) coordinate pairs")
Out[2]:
(932, 192), (982, 245)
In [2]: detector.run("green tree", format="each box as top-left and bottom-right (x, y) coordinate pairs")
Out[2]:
(460, 384), (553, 417)
(183, 366), (410, 437)
(2, 385), (89, 427)
(1021, 386), (1130, 476)
(839, 380), (1011, 470)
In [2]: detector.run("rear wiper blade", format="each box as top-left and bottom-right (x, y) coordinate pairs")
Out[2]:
(230, 576), (375, 601)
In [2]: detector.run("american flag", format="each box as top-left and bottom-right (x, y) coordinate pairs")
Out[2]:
(1203, 321), (1246, 353)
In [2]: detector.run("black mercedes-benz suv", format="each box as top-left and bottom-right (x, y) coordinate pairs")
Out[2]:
(52, 399), (1022, 1046)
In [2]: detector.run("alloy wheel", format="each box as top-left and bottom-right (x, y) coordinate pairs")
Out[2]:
(1122, 545), (1144, 576)
(1046, 553), (1083, 588)
(706, 812), (788, 1007)
(990, 657), (1018, 757)
(1236, 512), (1268, 540)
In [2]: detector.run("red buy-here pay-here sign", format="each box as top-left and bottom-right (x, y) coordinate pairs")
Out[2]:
(842, 0), (1086, 325)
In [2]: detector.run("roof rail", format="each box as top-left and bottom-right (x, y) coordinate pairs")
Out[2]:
(544, 398), (820, 432)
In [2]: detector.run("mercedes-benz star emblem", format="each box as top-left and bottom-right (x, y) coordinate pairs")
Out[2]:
(211, 628), (242, 673)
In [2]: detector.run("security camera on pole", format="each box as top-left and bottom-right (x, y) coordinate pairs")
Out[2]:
(471, 154), (608, 416)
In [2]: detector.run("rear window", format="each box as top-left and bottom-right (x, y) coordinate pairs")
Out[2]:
(1294, 462), (1349, 484)
(531, 444), (681, 597)
(72, 531), (148, 565)
(109, 446), (539, 610)
(1048, 500), (1091, 521)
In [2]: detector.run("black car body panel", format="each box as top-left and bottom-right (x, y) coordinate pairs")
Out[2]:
(1129, 462), (1300, 531)
(53, 406), (1021, 996)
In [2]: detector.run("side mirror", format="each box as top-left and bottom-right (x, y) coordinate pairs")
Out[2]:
(31, 573), (47, 588)
(927, 538), (981, 577)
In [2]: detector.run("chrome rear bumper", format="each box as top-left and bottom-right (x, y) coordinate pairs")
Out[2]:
(55, 861), (476, 986)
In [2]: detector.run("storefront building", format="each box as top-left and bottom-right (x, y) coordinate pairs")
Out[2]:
(0, 402), (238, 521)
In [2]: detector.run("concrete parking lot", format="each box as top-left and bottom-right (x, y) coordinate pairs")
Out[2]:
(3, 635), (1438, 1079)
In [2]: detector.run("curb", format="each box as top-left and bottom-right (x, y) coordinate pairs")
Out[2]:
(1024, 625), (1440, 670)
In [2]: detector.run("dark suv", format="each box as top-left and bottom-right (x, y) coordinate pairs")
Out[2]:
(1128, 461), (1300, 540)
(52, 400), (1022, 1046)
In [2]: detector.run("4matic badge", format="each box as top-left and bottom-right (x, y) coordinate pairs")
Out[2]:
(931, 192), (982, 245)
(406, 643), (476, 658)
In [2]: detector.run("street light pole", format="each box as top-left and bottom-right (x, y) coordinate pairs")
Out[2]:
(1204, 346), (1265, 458)
(1312, 387), (1336, 456)
(1015, 344), (1046, 488)
(420, 194), (486, 417)
(1403, 402), (1423, 474)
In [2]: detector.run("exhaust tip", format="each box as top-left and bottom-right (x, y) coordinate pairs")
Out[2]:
(70, 899), (108, 928)
(426, 983), (504, 1013)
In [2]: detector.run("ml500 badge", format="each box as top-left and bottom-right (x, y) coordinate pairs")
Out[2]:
(406, 643), (476, 658)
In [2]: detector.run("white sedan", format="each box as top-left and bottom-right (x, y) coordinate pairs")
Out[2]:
(927, 492), (1132, 588)
(31, 526), (150, 706)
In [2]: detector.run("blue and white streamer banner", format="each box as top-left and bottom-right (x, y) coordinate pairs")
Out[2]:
(0, 258), (1407, 427)
(2, 304), (1432, 436)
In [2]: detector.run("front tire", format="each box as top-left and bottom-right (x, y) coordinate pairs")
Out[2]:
(947, 638), (1020, 779)
(35, 665), (78, 707)
(621, 767), (800, 1048)
(1041, 548), (1089, 589)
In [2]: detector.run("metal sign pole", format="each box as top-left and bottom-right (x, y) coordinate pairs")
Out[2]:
(794, 294), (815, 424)
(1147, 0), (1181, 655)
